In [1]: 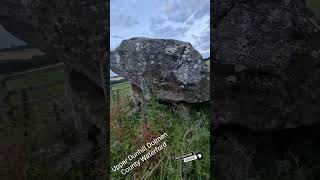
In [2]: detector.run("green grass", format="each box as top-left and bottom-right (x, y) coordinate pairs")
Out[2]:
(5, 65), (64, 92)
(2, 64), (65, 112)
(0, 64), (103, 180)
(110, 73), (210, 179)
(111, 76), (125, 81)
(111, 81), (131, 101)
(110, 97), (210, 179)
(0, 64), (73, 179)
(111, 81), (130, 91)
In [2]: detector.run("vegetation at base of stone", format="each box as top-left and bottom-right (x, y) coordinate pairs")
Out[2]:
(110, 96), (210, 179)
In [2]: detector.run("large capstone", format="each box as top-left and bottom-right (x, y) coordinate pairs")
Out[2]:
(111, 37), (210, 103)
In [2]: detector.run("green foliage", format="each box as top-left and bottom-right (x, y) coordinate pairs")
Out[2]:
(111, 97), (210, 179)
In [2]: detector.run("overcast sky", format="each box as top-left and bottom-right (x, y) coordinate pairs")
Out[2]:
(110, 0), (210, 77)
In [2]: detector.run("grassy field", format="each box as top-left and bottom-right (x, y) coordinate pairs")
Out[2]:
(1, 64), (65, 117)
(111, 76), (125, 81)
(4, 64), (64, 92)
(111, 81), (131, 101)
(111, 81), (130, 91)
(0, 63), (67, 140)
(0, 64), (79, 179)
(110, 66), (210, 179)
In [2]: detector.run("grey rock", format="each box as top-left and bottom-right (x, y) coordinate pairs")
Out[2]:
(111, 37), (210, 103)
(225, 75), (237, 83)
(234, 64), (247, 72)
(0, 1), (107, 179)
(215, 0), (317, 73)
(311, 50), (319, 58)
(175, 103), (192, 120)
(213, 0), (320, 130)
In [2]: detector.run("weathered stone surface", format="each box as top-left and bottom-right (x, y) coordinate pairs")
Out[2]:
(215, 0), (316, 73)
(213, 0), (320, 130)
(0, 0), (107, 89)
(213, 0), (320, 179)
(0, 1), (108, 179)
(111, 37), (210, 103)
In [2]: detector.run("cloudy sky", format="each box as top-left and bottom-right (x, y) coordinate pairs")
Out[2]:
(110, 0), (210, 77)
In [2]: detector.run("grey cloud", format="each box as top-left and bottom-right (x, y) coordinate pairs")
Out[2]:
(186, 19), (194, 25)
(198, 41), (210, 51)
(194, 1), (210, 19)
(111, 34), (123, 39)
(150, 16), (166, 26)
(192, 28), (210, 53)
(162, 0), (209, 23)
(111, 14), (139, 27)
(168, 9), (190, 23)
(201, 52), (210, 58)
(150, 14), (191, 38)
(152, 25), (189, 38)
(150, 16), (167, 31)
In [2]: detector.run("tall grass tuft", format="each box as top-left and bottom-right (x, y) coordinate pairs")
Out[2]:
(110, 95), (210, 179)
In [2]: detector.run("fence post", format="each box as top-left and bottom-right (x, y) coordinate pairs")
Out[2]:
(117, 89), (120, 102)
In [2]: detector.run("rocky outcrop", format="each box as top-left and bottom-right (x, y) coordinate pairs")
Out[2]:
(111, 37), (210, 104)
(213, 0), (320, 179)
(214, 0), (320, 130)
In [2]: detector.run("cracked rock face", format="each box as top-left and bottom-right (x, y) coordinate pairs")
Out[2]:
(215, 0), (317, 73)
(214, 0), (320, 130)
(111, 37), (210, 103)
